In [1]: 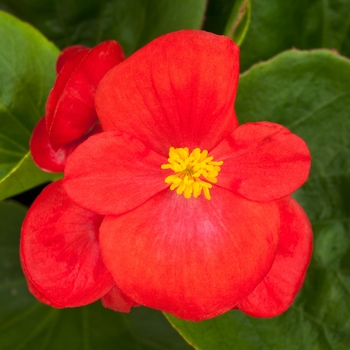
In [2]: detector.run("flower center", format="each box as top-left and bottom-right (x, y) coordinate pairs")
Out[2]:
(161, 147), (223, 200)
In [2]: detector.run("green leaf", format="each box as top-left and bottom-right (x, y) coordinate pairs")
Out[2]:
(0, 11), (59, 200)
(223, 0), (251, 46)
(128, 307), (193, 350)
(240, 0), (350, 71)
(166, 50), (350, 349)
(0, 200), (192, 349)
(0, 0), (207, 56)
(0, 153), (61, 201)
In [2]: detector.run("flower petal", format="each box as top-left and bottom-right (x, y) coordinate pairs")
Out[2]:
(46, 40), (124, 149)
(212, 122), (311, 201)
(20, 181), (114, 307)
(95, 30), (239, 156)
(30, 117), (69, 172)
(46, 49), (89, 142)
(21, 267), (63, 308)
(238, 196), (313, 317)
(99, 187), (280, 321)
(30, 117), (103, 173)
(56, 45), (89, 73)
(101, 286), (138, 313)
(64, 132), (168, 215)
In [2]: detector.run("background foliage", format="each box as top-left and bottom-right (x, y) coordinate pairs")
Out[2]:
(0, 0), (350, 349)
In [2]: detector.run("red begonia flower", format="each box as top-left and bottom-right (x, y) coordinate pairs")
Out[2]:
(20, 180), (135, 310)
(61, 30), (312, 320)
(30, 40), (124, 172)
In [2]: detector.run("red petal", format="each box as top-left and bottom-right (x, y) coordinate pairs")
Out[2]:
(56, 45), (89, 73)
(64, 132), (168, 215)
(101, 286), (138, 312)
(212, 122), (311, 201)
(46, 49), (89, 146)
(99, 187), (280, 321)
(238, 196), (313, 317)
(27, 282), (62, 308)
(95, 30), (239, 156)
(30, 117), (103, 173)
(20, 181), (114, 307)
(30, 117), (69, 172)
(20, 263), (63, 308)
(46, 41), (124, 149)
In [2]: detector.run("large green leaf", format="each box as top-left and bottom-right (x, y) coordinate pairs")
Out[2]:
(0, 153), (61, 202)
(0, 11), (59, 200)
(0, 200), (192, 349)
(166, 50), (350, 349)
(240, 0), (350, 71)
(0, 0), (207, 56)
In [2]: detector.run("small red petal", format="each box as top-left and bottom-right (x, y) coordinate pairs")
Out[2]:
(56, 45), (89, 73)
(238, 196), (313, 317)
(46, 49), (89, 147)
(30, 117), (68, 172)
(96, 30), (239, 156)
(101, 286), (138, 313)
(20, 181), (114, 307)
(30, 117), (103, 173)
(64, 132), (168, 215)
(46, 41), (124, 149)
(99, 187), (280, 321)
(212, 122), (311, 201)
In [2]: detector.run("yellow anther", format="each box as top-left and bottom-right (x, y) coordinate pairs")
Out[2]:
(161, 147), (223, 200)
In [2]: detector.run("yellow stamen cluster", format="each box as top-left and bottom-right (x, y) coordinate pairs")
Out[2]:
(161, 147), (223, 200)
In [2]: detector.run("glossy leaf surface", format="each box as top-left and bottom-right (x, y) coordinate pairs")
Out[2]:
(240, 0), (350, 71)
(0, 11), (59, 200)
